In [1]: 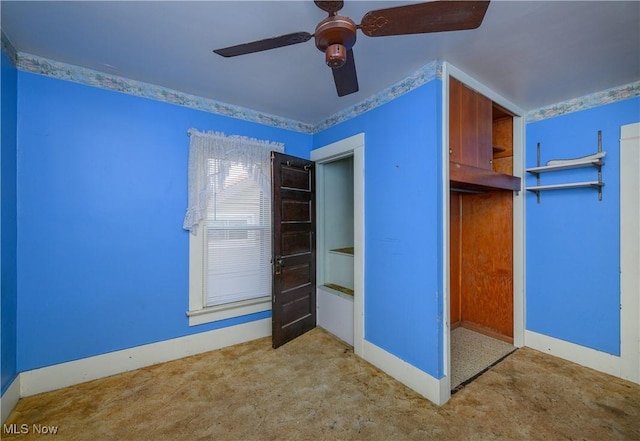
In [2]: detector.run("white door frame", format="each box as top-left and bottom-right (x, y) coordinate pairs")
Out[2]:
(311, 133), (365, 356)
(441, 63), (526, 401)
(620, 122), (640, 384)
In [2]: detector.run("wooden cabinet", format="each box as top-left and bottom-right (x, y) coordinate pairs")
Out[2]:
(449, 77), (520, 192)
(449, 98), (516, 343)
(449, 77), (493, 170)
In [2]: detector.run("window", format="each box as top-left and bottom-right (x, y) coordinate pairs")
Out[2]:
(184, 130), (284, 326)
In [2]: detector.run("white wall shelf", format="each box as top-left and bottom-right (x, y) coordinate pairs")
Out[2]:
(526, 181), (604, 191)
(526, 131), (605, 203)
(526, 158), (604, 174)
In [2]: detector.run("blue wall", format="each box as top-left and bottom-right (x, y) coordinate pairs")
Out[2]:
(16, 72), (312, 371)
(1, 48), (19, 394)
(9, 59), (639, 384)
(314, 80), (445, 378)
(526, 97), (640, 355)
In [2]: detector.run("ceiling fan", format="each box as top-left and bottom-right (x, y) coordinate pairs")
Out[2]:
(214, 1), (490, 97)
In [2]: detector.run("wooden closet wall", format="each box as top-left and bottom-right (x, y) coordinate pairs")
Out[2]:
(450, 78), (514, 342)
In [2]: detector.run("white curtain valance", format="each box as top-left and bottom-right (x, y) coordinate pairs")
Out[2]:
(182, 129), (284, 233)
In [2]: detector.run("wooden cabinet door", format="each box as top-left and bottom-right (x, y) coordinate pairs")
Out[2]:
(449, 77), (492, 170)
(475, 92), (493, 170)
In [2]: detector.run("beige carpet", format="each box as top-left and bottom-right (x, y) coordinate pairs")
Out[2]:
(4, 328), (640, 441)
(450, 327), (515, 389)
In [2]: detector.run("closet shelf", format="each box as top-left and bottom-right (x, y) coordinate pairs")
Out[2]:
(329, 247), (354, 255)
(323, 283), (354, 296)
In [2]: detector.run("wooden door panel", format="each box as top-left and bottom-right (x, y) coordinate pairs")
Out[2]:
(281, 229), (313, 256)
(450, 192), (462, 326)
(281, 290), (313, 318)
(449, 77), (493, 170)
(282, 263), (312, 292)
(460, 190), (513, 338)
(280, 164), (312, 191)
(449, 77), (463, 164)
(460, 81), (478, 167)
(276, 283), (315, 344)
(281, 198), (313, 223)
(476, 92), (493, 170)
(272, 152), (316, 349)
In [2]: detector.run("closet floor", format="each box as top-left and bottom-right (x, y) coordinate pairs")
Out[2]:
(451, 327), (515, 390)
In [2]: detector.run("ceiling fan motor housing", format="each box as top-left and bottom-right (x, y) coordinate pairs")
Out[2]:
(314, 15), (357, 68)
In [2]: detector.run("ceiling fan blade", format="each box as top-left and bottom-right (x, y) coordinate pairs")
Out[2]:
(314, 1), (344, 14)
(360, 1), (490, 37)
(214, 32), (312, 57)
(332, 49), (358, 97)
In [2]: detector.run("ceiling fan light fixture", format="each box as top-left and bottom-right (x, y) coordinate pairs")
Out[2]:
(325, 43), (347, 68)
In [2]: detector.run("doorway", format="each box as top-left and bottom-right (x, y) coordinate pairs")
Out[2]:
(311, 133), (365, 356)
(444, 65), (525, 395)
(316, 155), (355, 345)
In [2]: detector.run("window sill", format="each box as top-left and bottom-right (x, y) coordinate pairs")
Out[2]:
(186, 296), (271, 326)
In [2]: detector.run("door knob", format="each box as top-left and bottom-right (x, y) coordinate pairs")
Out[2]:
(275, 257), (284, 275)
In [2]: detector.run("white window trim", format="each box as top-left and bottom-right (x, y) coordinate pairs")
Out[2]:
(186, 223), (271, 326)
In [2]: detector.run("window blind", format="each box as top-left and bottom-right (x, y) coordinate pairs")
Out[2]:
(205, 159), (271, 306)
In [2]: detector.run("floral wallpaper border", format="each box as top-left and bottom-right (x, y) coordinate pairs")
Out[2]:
(5, 45), (638, 132)
(314, 60), (442, 132)
(526, 81), (640, 123)
(1, 32), (18, 66)
(15, 52), (317, 134)
(14, 51), (442, 134)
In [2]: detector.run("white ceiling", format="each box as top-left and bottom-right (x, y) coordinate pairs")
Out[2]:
(2, 1), (639, 124)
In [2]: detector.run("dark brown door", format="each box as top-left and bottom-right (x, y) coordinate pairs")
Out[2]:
(271, 152), (316, 348)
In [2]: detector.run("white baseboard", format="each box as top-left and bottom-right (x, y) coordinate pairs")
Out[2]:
(1, 375), (21, 424)
(362, 340), (448, 406)
(525, 330), (622, 377)
(20, 318), (271, 397)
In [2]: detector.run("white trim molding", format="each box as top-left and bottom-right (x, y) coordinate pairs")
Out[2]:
(620, 122), (640, 384)
(525, 330), (622, 378)
(19, 318), (271, 397)
(187, 223), (271, 326)
(362, 340), (448, 406)
(1, 376), (21, 424)
(311, 133), (365, 357)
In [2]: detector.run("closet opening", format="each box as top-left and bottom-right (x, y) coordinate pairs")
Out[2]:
(449, 78), (518, 390)
(316, 155), (355, 346)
